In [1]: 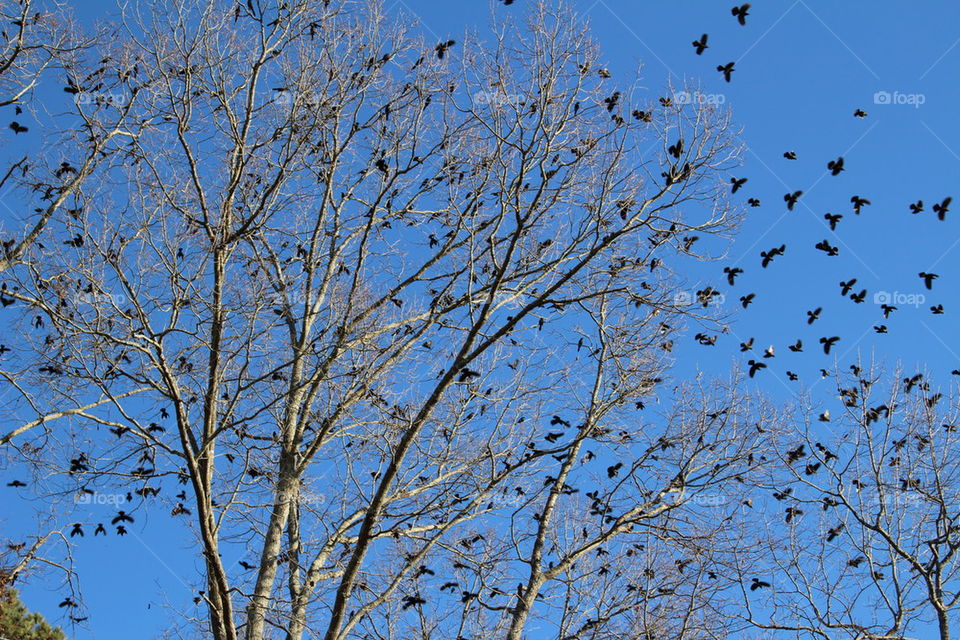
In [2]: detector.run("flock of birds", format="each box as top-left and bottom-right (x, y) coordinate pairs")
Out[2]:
(1, 0), (956, 621)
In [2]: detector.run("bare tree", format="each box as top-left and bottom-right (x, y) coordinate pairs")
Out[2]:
(1, 1), (764, 638)
(735, 364), (960, 640)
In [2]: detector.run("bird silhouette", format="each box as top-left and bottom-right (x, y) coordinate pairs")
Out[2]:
(853, 108), (868, 118)
(70, 523), (84, 537)
(111, 511), (134, 524)
(934, 196), (952, 220)
(724, 266), (744, 285)
(824, 213), (842, 230)
(919, 272), (939, 289)
(434, 40), (456, 60)
(94, 523), (106, 536)
(750, 577), (770, 591)
(717, 62), (736, 82)
(731, 4), (751, 25)
(740, 293), (756, 308)
(783, 151), (797, 160)
(730, 176), (748, 193)
(783, 191), (802, 210)
(6, 479), (26, 487)
(839, 279), (857, 296)
(806, 307), (822, 324)
(692, 33), (709, 55)
(909, 200), (924, 214)
(815, 239), (838, 256)
(850, 195), (871, 214)
(827, 157), (845, 175)
(747, 359), (766, 377)
(819, 336), (840, 354)
(8, 122), (28, 134)
(760, 244), (786, 267)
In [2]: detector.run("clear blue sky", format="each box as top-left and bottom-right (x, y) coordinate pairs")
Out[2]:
(4, 1), (960, 638)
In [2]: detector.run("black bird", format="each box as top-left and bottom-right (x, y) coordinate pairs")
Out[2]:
(731, 4), (751, 25)
(880, 304), (897, 318)
(70, 523), (84, 537)
(934, 196), (952, 220)
(783, 150), (797, 160)
(692, 33), (709, 55)
(909, 200), (924, 214)
(402, 594), (426, 609)
(874, 324), (888, 334)
(632, 109), (652, 122)
(839, 278), (857, 296)
(750, 577), (770, 591)
(435, 40), (456, 59)
(819, 336), (840, 354)
(111, 511), (134, 524)
(760, 244), (786, 268)
(850, 289), (866, 303)
(747, 197), (761, 207)
(550, 415), (571, 427)
(457, 367), (480, 382)
(739, 337), (754, 352)
(784, 190), (802, 210)
(747, 359), (766, 378)
(806, 307), (822, 324)
(786, 444), (806, 463)
(730, 176), (748, 193)
(6, 479), (26, 487)
(8, 121), (28, 134)
(824, 213), (842, 230)
(740, 293), (756, 308)
(785, 507), (803, 523)
(94, 523), (106, 536)
(788, 339), (803, 352)
(724, 266), (743, 285)
(851, 195), (871, 214)
(668, 138), (684, 159)
(717, 62), (736, 82)
(827, 157), (845, 176)
(607, 462), (623, 478)
(239, 561), (256, 570)
(853, 108), (868, 118)
(931, 304), (945, 315)
(919, 272), (938, 290)
(815, 239), (838, 256)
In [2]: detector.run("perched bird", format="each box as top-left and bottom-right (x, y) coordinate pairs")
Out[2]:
(731, 4), (751, 25)
(692, 33), (709, 55)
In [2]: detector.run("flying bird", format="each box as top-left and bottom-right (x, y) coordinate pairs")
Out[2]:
(717, 62), (736, 82)
(731, 4), (751, 25)
(692, 33), (709, 55)
(827, 156), (845, 175)
(934, 196), (952, 220)
(784, 191), (803, 210)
